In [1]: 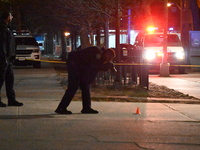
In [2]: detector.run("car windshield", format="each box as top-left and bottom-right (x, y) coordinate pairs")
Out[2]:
(144, 34), (181, 47)
(15, 37), (38, 46)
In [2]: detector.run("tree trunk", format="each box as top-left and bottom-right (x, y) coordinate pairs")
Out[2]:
(89, 31), (94, 46)
(46, 32), (54, 55)
(104, 18), (109, 48)
(96, 28), (101, 47)
(61, 32), (67, 61)
(180, 0), (193, 47)
(190, 0), (200, 30)
(80, 25), (91, 49)
(16, 5), (22, 31)
(115, 0), (121, 84)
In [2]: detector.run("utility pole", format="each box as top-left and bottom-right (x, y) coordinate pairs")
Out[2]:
(159, 0), (170, 77)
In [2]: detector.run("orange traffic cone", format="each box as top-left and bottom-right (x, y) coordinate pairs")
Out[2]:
(135, 107), (141, 115)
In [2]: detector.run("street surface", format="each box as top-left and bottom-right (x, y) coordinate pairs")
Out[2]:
(0, 63), (200, 150)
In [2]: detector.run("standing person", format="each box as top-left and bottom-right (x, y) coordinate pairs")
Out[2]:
(0, 12), (23, 107)
(55, 46), (116, 114)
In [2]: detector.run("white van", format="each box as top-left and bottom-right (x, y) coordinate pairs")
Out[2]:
(134, 32), (186, 73)
(14, 35), (41, 68)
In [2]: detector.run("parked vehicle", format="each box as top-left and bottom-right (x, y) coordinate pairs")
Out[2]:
(14, 34), (41, 68)
(134, 31), (186, 73)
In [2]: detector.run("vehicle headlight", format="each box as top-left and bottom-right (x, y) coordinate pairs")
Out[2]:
(175, 51), (185, 59)
(144, 51), (156, 60)
(157, 51), (163, 57)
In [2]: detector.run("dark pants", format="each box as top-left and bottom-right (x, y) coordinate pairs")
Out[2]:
(58, 61), (97, 110)
(0, 62), (16, 102)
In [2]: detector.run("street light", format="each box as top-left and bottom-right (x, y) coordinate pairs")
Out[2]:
(167, 2), (180, 8)
(64, 32), (70, 37)
(167, 2), (182, 31)
(167, 2), (184, 46)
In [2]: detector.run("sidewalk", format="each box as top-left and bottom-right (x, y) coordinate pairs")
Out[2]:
(149, 74), (200, 99)
(1, 100), (200, 150)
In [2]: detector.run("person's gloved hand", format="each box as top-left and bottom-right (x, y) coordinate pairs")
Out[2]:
(100, 63), (117, 72)
(110, 65), (117, 73)
(107, 63), (117, 72)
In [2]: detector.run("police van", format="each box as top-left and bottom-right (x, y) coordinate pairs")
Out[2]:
(134, 30), (186, 73)
(14, 31), (41, 68)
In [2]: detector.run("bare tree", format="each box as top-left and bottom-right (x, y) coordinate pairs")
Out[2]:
(42, 0), (136, 48)
(45, 0), (119, 48)
(9, 0), (164, 48)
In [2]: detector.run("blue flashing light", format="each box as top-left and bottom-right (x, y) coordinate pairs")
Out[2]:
(169, 27), (174, 31)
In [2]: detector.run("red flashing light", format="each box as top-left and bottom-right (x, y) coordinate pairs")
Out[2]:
(146, 26), (158, 33)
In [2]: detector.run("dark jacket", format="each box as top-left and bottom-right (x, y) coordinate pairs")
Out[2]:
(0, 20), (15, 63)
(68, 46), (113, 72)
(67, 46), (114, 84)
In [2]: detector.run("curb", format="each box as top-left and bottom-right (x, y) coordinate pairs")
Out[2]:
(89, 96), (200, 104)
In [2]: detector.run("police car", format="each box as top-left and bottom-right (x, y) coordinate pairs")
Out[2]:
(134, 29), (186, 73)
(14, 31), (41, 68)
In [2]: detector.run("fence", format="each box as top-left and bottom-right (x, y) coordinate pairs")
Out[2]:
(94, 64), (149, 90)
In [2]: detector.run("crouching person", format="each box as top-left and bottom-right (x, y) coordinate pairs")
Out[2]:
(55, 46), (116, 114)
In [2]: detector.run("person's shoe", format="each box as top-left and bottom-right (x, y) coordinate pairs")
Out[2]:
(0, 101), (6, 107)
(8, 101), (23, 107)
(55, 107), (72, 114)
(81, 108), (99, 114)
